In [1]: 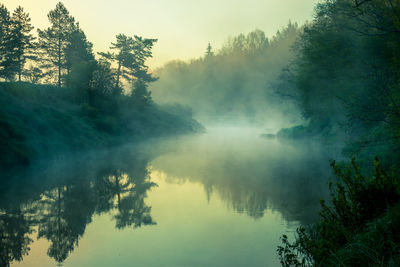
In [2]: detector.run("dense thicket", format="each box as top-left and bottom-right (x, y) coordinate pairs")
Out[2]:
(150, 23), (301, 126)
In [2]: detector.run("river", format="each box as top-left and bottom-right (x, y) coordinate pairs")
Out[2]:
(2, 127), (334, 266)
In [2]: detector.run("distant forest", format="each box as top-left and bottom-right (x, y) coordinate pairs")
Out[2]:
(151, 22), (300, 127)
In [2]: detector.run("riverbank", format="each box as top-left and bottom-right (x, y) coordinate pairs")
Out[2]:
(0, 82), (203, 170)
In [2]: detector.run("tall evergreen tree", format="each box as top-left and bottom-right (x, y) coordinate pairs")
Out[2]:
(65, 25), (94, 74)
(0, 4), (15, 80)
(99, 34), (157, 90)
(10, 6), (35, 81)
(64, 25), (96, 103)
(37, 2), (75, 87)
(205, 42), (214, 58)
(99, 34), (133, 90)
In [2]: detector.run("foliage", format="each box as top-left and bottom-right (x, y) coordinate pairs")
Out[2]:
(10, 6), (35, 81)
(0, 148), (159, 265)
(98, 34), (157, 91)
(0, 80), (202, 169)
(275, 0), (400, 162)
(278, 158), (400, 266)
(0, 4), (16, 80)
(37, 2), (75, 86)
(0, 1), (203, 170)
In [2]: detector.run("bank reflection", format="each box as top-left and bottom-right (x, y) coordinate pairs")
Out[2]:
(2, 132), (336, 266)
(150, 131), (333, 224)
(1, 146), (156, 266)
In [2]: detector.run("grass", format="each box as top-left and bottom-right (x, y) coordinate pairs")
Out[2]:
(0, 82), (203, 170)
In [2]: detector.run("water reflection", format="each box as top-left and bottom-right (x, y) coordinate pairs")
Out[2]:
(0, 204), (33, 267)
(1, 128), (337, 266)
(150, 128), (335, 224)
(0, 146), (156, 266)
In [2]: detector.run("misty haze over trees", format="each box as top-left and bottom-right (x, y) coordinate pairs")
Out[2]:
(1, 0), (400, 266)
(150, 22), (300, 127)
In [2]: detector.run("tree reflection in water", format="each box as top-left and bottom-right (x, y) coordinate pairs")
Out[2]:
(0, 134), (335, 266)
(0, 147), (157, 266)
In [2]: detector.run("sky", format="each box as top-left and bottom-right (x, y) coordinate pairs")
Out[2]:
(2, 0), (319, 69)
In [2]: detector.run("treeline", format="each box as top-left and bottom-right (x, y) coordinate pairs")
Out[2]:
(0, 2), (202, 168)
(0, 2), (156, 108)
(275, 0), (400, 165)
(276, 0), (400, 265)
(150, 22), (301, 126)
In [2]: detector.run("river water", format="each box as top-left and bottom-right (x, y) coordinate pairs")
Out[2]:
(2, 127), (334, 266)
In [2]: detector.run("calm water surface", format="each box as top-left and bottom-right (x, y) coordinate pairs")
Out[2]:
(2, 127), (334, 266)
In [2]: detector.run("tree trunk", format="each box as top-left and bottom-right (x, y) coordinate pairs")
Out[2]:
(58, 39), (61, 87)
(115, 62), (121, 89)
(18, 55), (21, 81)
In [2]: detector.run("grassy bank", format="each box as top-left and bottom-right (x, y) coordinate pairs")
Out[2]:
(0, 82), (203, 169)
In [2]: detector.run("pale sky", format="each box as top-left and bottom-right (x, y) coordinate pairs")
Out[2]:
(2, 0), (319, 69)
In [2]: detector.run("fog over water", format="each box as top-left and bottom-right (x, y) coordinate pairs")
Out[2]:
(1, 0), (399, 265)
(2, 126), (338, 266)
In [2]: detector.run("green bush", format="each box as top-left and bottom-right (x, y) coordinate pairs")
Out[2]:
(278, 158), (400, 266)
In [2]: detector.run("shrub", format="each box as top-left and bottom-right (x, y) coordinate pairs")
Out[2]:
(278, 158), (400, 266)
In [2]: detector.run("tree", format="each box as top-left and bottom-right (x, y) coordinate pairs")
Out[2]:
(37, 2), (75, 87)
(245, 29), (268, 53)
(0, 4), (16, 80)
(38, 185), (95, 264)
(22, 66), (43, 84)
(0, 207), (33, 267)
(205, 42), (214, 58)
(64, 25), (96, 103)
(10, 6), (34, 81)
(130, 79), (152, 109)
(65, 25), (94, 75)
(99, 34), (133, 90)
(99, 34), (157, 91)
(90, 59), (116, 96)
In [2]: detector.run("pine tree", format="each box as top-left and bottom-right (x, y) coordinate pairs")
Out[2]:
(99, 34), (157, 90)
(0, 4), (15, 80)
(131, 79), (152, 109)
(65, 25), (94, 74)
(10, 6), (35, 81)
(37, 2), (75, 87)
(205, 42), (214, 58)
(64, 25), (96, 103)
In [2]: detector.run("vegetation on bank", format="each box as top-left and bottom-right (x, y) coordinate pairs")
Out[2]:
(278, 158), (400, 266)
(274, 0), (400, 163)
(275, 0), (400, 265)
(0, 2), (203, 169)
(0, 81), (202, 169)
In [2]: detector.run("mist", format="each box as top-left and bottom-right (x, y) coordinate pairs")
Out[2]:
(2, 0), (400, 266)
(1, 129), (337, 266)
(150, 22), (302, 129)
